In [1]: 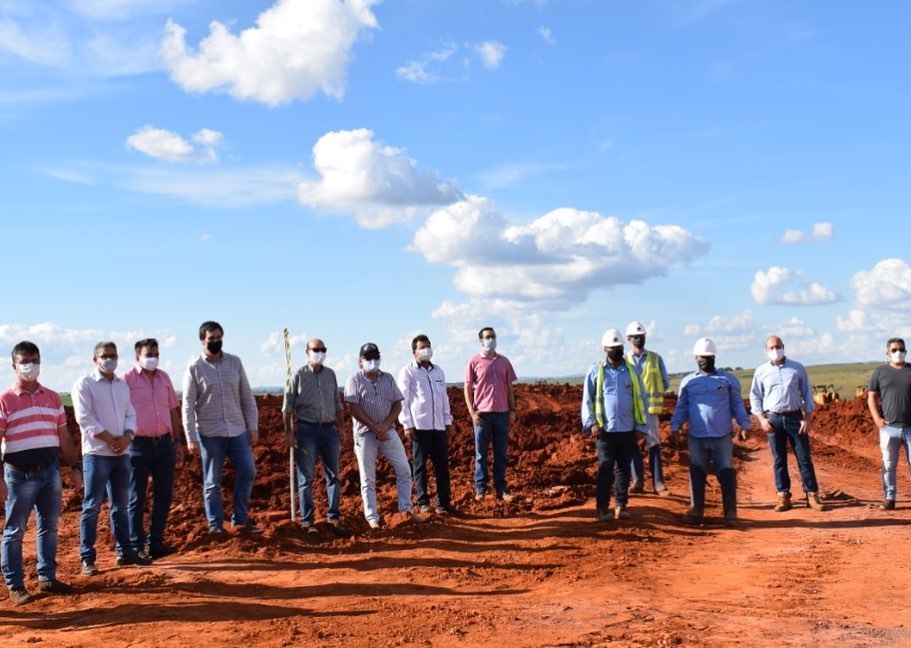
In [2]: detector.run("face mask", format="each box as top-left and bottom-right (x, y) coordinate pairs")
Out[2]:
(98, 357), (118, 374)
(767, 348), (785, 363)
(139, 356), (159, 371)
(697, 357), (715, 373)
(309, 351), (326, 365)
(17, 363), (40, 381)
(416, 347), (433, 362)
(629, 335), (645, 348)
(206, 340), (223, 355)
(363, 359), (380, 372)
(891, 350), (907, 364)
(482, 338), (497, 351)
(606, 348), (624, 363)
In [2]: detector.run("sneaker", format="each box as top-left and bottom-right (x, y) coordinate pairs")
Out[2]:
(681, 509), (704, 526)
(116, 551), (153, 567)
(418, 504), (432, 514)
(629, 480), (645, 494)
(367, 519), (381, 530)
(148, 543), (176, 559)
(596, 507), (613, 522)
(614, 505), (631, 520)
(474, 491), (487, 501)
(328, 519), (351, 537)
(497, 491), (515, 503)
(232, 520), (264, 534)
(9, 588), (34, 606)
(880, 498), (896, 510)
(208, 526), (227, 536)
(81, 560), (99, 576)
(655, 484), (671, 497)
(806, 492), (829, 511)
(774, 492), (793, 512)
(301, 521), (319, 535)
(38, 579), (74, 595)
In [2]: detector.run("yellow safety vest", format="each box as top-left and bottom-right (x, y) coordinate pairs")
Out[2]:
(594, 360), (647, 428)
(639, 351), (666, 414)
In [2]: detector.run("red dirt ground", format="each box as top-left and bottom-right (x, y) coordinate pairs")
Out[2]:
(3, 385), (911, 647)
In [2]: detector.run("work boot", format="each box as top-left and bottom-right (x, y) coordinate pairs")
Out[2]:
(9, 588), (34, 605)
(683, 464), (707, 525)
(596, 506), (613, 522)
(880, 499), (896, 511)
(719, 468), (738, 527)
(774, 491), (792, 512)
(806, 492), (828, 511)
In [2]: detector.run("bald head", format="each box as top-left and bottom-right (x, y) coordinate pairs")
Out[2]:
(765, 336), (784, 352)
(306, 338), (327, 367)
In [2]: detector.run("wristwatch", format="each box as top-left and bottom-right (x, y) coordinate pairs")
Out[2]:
(125, 430), (136, 442)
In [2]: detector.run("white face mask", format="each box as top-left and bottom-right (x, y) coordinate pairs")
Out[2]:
(482, 338), (497, 352)
(891, 350), (906, 364)
(98, 357), (118, 374)
(362, 359), (380, 372)
(138, 356), (159, 371)
(416, 347), (433, 362)
(309, 351), (326, 365)
(767, 348), (784, 362)
(17, 363), (40, 381)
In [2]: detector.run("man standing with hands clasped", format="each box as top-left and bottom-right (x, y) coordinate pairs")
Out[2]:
(750, 336), (827, 513)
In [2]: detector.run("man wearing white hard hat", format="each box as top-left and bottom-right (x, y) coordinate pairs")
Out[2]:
(624, 321), (670, 496)
(670, 338), (751, 526)
(581, 329), (649, 522)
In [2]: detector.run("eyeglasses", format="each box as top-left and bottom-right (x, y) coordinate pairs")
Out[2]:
(309, 347), (327, 353)
(890, 348), (907, 353)
(363, 355), (380, 361)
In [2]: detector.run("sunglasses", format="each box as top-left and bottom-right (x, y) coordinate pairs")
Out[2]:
(309, 347), (327, 352)
(890, 348), (906, 353)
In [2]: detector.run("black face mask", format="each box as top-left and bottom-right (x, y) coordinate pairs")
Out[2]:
(630, 335), (645, 348)
(206, 340), (223, 355)
(607, 348), (624, 363)
(697, 356), (715, 372)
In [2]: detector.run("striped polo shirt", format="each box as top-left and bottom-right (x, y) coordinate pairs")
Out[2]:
(0, 384), (65, 463)
(344, 370), (403, 436)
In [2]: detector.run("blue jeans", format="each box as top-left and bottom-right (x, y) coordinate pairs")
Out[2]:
(80, 453), (132, 561)
(412, 429), (452, 507)
(129, 435), (176, 550)
(766, 412), (818, 494)
(294, 421), (341, 524)
(879, 425), (911, 500)
(2, 461), (61, 590)
(687, 434), (733, 474)
(198, 434), (256, 530)
(473, 412), (509, 495)
(596, 432), (636, 509)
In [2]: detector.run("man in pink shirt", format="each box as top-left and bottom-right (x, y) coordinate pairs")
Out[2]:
(123, 338), (182, 559)
(464, 327), (518, 501)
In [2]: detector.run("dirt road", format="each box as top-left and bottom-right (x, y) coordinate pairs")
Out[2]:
(2, 388), (910, 647)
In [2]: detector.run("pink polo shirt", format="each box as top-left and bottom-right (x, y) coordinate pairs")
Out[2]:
(123, 365), (179, 437)
(464, 353), (517, 413)
(0, 384), (65, 456)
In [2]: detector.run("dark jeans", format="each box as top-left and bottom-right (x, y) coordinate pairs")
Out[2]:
(80, 453), (131, 561)
(766, 412), (819, 494)
(412, 429), (452, 507)
(294, 421), (341, 524)
(128, 435), (176, 550)
(473, 412), (509, 495)
(595, 432), (636, 509)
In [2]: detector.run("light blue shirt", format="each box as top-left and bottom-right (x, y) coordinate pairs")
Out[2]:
(749, 357), (815, 416)
(581, 360), (648, 435)
(670, 370), (751, 438)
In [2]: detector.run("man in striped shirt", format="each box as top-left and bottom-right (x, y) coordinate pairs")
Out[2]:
(1, 341), (82, 605)
(345, 343), (422, 529)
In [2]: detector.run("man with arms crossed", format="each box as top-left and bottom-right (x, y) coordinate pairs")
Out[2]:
(867, 337), (911, 510)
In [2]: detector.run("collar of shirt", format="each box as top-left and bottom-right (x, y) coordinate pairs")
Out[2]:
(92, 367), (119, 383)
(11, 382), (48, 397)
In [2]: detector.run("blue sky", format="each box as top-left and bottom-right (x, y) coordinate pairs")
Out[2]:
(2, 0), (909, 391)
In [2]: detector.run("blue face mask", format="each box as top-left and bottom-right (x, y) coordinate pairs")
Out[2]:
(482, 338), (497, 351)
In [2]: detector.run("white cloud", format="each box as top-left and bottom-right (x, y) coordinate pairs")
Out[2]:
(780, 221), (834, 244)
(476, 160), (566, 190)
(751, 266), (839, 306)
(769, 317), (815, 338)
(836, 259), (911, 337)
(474, 40), (506, 69)
(681, 310), (755, 357)
(413, 196), (709, 310)
(395, 43), (457, 85)
(537, 25), (555, 45)
(296, 128), (464, 228)
(161, 0), (379, 106)
(125, 126), (225, 162)
(0, 14), (71, 67)
(260, 330), (310, 356)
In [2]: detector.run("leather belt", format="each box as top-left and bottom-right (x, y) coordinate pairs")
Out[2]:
(765, 409), (801, 417)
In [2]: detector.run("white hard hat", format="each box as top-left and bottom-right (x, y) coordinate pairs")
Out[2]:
(693, 337), (717, 356)
(626, 321), (647, 337)
(601, 329), (624, 348)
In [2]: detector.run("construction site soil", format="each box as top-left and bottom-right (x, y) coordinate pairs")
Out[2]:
(3, 385), (910, 647)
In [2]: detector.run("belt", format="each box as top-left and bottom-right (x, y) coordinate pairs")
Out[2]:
(299, 420), (336, 427)
(5, 460), (55, 474)
(765, 409), (801, 417)
(134, 434), (173, 443)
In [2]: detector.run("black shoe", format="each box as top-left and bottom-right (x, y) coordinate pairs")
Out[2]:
(880, 499), (896, 510)
(116, 551), (153, 566)
(232, 520), (264, 534)
(629, 480), (645, 494)
(81, 560), (99, 576)
(9, 588), (34, 605)
(208, 526), (227, 536)
(148, 543), (176, 559)
(38, 579), (74, 595)
(328, 519), (351, 537)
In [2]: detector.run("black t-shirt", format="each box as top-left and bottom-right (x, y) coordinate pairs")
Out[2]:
(868, 364), (911, 427)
